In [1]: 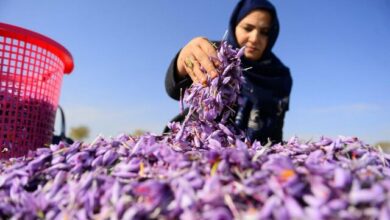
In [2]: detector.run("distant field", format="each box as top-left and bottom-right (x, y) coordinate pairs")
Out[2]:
(376, 141), (390, 153)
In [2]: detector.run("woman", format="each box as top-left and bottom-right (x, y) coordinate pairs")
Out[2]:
(165, 0), (292, 144)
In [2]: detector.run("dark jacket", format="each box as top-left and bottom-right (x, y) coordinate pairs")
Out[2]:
(165, 0), (292, 144)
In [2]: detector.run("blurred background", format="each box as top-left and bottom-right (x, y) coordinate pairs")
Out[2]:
(1, 1), (389, 149)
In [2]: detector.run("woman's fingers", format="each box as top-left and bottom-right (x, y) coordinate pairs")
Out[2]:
(193, 45), (219, 79)
(177, 37), (221, 84)
(199, 40), (221, 76)
(184, 55), (207, 84)
(183, 55), (198, 82)
(191, 57), (207, 84)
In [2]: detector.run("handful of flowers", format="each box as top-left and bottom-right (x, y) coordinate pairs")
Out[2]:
(0, 41), (390, 220)
(169, 41), (246, 151)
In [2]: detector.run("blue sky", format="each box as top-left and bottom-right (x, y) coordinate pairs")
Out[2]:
(1, 1), (389, 144)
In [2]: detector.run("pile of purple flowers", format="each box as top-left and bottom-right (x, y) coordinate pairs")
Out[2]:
(169, 41), (246, 151)
(0, 42), (390, 220)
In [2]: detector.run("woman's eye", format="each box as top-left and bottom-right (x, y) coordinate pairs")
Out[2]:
(260, 29), (270, 36)
(243, 26), (253, 32)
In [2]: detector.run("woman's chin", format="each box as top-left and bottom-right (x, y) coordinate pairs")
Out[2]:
(245, 52), (261, 61)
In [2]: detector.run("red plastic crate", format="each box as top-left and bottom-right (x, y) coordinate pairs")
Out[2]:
(0, 22), (74, 159)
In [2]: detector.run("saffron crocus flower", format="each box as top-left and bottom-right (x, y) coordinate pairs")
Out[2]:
(333, 167), (352, 188)
(284, 196), (304, 218)
(259, 195), (280, 219)
(133, 180), (174, 211)
(349, 184), (385, 205)
(202, 206), (233, 220)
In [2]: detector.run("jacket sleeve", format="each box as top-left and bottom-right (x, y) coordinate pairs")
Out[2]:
(165, 50), (192, 101)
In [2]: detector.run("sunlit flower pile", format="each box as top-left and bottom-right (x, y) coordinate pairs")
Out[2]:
(1, 42), (390, 220)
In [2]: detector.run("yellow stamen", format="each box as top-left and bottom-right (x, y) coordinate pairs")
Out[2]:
(139, 161), (145, 177)
(210, 160), (220, 176)
(37, 210), (44, 219)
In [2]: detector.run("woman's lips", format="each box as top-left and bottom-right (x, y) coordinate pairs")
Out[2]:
(246, 46), (258, 53)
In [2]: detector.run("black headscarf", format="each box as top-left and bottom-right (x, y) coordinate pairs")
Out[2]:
(227, 0), (279, 58)
(226, 0), (292, 106)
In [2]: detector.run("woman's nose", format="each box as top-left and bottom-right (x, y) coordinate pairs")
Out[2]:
(248, 30), (261, 44)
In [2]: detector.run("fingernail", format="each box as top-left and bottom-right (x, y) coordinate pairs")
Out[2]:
(201, 78), (206, 84)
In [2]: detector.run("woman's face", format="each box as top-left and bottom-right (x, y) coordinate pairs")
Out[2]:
(235, 9), (272, 61)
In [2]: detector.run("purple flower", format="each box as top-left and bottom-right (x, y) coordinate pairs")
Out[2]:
(133, 180), (174, 211)
(333, 167), (352, 188)
(284, 196), (304, 218)
(349, 184), (385, 205)
(259, 195), (280, 219)
(203, 206), (233, 220)
(328, 199), (348, 211)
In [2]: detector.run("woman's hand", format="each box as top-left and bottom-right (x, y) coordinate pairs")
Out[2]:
(176, 37), (220, 84)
